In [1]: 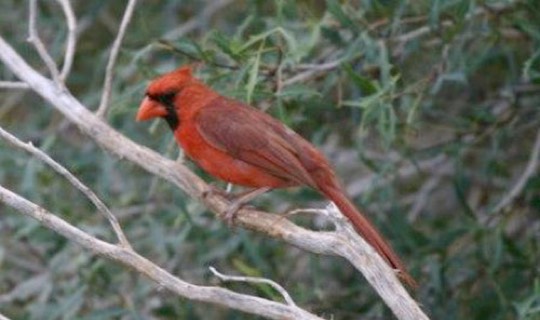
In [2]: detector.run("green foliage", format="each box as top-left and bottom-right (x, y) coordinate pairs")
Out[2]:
(1, 0), (539, 319)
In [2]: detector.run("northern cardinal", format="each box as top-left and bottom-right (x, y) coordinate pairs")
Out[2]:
(136, 66), (415, 286)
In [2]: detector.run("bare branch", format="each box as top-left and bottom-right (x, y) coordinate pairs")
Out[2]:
(492, 128), (540, 213)
(0, 81), (29, 89)
(209, 266), (297, 307)
(0, 185), (323, 320)
(27, 0), (62, 85)
(96, 0), (137, 118)
(0, 126), (131, 249)
(57, 0), (77, 81)
(283, 59), (343, 87)
(0, 36), (429, 319)
(0, 312), (12, 320)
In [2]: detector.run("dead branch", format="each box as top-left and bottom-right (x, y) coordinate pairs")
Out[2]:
(209, 267), (297, 307)
(96, 0), (137, 118)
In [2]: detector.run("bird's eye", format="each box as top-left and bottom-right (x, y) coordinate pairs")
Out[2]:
(157, 92), (176, 106)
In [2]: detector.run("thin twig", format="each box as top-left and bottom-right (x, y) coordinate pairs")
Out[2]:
(0, 185), (323, 320)
(96, 0), (137, 118)
(57, 0), (77, 81)
(0, 81), (30, 89)
(393, 20), (454, 44)
(209, 267), (297, 307)
(282, 59), (343, 87)
(492, 129), (540, 213)
(0, 126), (132, 249)
(27, 0), (62, 85)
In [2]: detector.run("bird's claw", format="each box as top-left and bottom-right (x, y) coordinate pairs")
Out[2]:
(202, 186), (270, 227)
(201, 185), (243, 225)
(202, 184), (227, 200)
(224, 201), (241, 226)
(222, 187), (270, 226)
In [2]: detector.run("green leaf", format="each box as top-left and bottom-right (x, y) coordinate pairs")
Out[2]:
(523, 49), (540, 82)
(321, 26), (344, 46)
(211, 31), (245, 61)
(342, 63), (377, 96)
(277, 84), (322, 99)
(245, 41), (264, 104)
(173, 38), (204, 59)
(326, 0), (358, 31)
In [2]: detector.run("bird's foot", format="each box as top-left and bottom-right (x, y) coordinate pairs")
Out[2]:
(224, 200), (243, 226)
(202, 185), (271, 225)
(223, 187), (272, 226)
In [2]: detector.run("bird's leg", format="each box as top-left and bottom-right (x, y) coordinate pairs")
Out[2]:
(224, 187), (271, 225)
(202, 183), (230, 200)
(176, 148), (185, 164)
(201, 186), (271, 224)
(202, 183), (246, 201)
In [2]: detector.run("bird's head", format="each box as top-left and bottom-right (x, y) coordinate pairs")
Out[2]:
(136, 65), (195, 129)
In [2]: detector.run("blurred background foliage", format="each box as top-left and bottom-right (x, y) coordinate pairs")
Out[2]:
(0, 0), (539, 319)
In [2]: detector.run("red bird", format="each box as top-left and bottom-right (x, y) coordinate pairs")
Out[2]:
(136, 66), (415, 286)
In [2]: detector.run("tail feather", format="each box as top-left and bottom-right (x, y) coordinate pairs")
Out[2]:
(321, 185), (416, 287)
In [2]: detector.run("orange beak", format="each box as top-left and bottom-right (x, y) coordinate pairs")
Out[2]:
(136, 97), (168, 121)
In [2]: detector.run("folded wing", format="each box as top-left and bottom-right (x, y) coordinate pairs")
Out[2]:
(194, 98), (318, 189)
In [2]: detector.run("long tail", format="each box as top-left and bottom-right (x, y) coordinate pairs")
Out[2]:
(320, 185), (416, 287)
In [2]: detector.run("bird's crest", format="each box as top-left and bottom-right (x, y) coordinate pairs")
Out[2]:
(146, 65), (196, 97)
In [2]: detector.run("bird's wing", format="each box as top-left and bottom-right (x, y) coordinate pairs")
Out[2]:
(194, 98), (317, 188)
